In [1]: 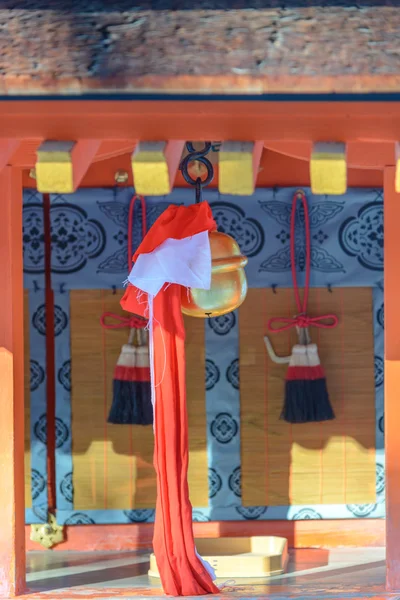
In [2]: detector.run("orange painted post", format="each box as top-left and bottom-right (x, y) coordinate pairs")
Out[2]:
(384, 166), (400, 592)
(0, 167), (26, 597)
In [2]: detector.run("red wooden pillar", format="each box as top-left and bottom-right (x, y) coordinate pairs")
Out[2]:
(384, 166), (400, 592)
(0, 167), (26, 597)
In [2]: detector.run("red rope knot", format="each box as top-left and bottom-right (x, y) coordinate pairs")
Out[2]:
(268, 313), (338, 333)
(100, 312), (147, 330)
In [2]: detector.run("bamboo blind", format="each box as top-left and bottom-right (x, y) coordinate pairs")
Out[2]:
(240, 287), (376, 507)
(24, 290), (32, 508)
(70, 289), (208, 510)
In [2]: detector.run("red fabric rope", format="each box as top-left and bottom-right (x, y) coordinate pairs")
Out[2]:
(268, 190), (338, 333)
(128, 194), (147, 270)
(101, 194), (148, 330)
(100, 311), (147, 330)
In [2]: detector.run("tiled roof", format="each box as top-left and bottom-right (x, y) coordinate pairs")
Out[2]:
(1, 1), (399, 95)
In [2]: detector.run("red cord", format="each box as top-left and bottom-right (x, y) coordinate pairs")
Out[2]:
(128, 194), (147, 271)
(100, 312), (147, 330)
(101, 194), (148, 329)
(268, 190), (338, 333)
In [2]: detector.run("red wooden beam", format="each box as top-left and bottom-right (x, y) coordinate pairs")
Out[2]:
(0, 167), (25, 597)
(384, 166), (400, 592)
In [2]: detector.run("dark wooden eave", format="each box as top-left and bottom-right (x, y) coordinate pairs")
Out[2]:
(1, 1), (400, 96)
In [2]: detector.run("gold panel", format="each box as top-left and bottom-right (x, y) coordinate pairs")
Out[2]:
(240, 287), (376, 507)
(24, 290), (32, 508)
(70, 289), (208, 510)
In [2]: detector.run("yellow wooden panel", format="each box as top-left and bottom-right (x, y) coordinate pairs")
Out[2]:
(24, 290), (32, 509)
(310, 142), (347, 195)
(71, 289), (208, 510)
(240, 287), (376, 507)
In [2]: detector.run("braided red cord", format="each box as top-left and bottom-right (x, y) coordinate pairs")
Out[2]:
(101, 194), (147, 330)
(268, 190), (338, 333)
(100, 311), (147, 330)
(128, 194), (147, 271)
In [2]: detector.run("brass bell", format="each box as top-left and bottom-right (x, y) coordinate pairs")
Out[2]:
(181, 230), (248, 318)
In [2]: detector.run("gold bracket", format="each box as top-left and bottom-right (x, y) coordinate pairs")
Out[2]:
(30, 513), (64, 549)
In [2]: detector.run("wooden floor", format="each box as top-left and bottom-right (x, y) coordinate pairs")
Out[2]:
(24, 547), (389, 599)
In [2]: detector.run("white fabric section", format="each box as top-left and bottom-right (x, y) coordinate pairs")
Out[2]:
(127, 231), (212, 296)
(305, 343), (321, 367)
(147, 295), (156, 431)
(289, 343), (321, 367)
(116, 345), (136, 367)
(195, 548), (217, 582)
(135, 346), (150, 368)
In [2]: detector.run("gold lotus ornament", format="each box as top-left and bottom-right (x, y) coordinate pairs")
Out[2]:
(181, 230), (248, 318)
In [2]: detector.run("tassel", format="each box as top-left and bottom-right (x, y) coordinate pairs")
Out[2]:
(108, 328), (153, 425)
(283, 343), (334, 424)
(266, 190), (338, 425)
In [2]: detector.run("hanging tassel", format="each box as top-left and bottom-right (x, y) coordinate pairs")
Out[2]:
(100, 194), (152, 425)
(108, 327), (153, 425)
(267, 190), (338, 424)
(284, 343), (334, 424)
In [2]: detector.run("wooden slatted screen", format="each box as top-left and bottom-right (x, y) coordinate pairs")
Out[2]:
(240, 287), (376, 507)
(70, 289), (208, 510)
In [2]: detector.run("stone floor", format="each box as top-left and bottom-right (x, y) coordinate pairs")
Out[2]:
(24, 547), (387, 599)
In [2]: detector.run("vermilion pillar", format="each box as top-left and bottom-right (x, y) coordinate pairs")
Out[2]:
(384, 166), (400, 592)
(0, 167), (25, 597)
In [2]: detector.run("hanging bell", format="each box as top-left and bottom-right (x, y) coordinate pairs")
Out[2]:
(181, 230), (248, 318)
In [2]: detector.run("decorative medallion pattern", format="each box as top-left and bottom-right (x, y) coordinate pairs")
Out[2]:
(31, 469), (46, 501)
(50, 204), (106, 274)
(30, 360), (45, 392)
(208, 312), (236, 336)
(228, 466), (242, 498)
(58, 359), (71, 392)
(34, 414), (70, 448)
(339, 201), (384, 271)
(60, 472), (74, 503)
(259, 199), (345, 273)
(192, 511), (211, 522)
(291, 508), (322, 520)
(235, 506), (267, 520)
(123, 509), (155, 523)
(32, 304), (68, 337)
(205, 359), (220, 391)
(377, 303), (384, 329)
(208, 468), (223, 499)
(379, 415), (384, 434)
(346, 503), (377, 517)
(23, 203), (45, 274)
(375, 356), (384, 388)
(97, 201), (167, 273)
(210, 413), (238, 444)
(210, 202), (264, 257)
(64, 513), (96, 525)
(226, 358), (239, 390)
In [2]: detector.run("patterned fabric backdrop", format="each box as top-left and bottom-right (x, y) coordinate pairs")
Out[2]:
(23, 187), (384, 524)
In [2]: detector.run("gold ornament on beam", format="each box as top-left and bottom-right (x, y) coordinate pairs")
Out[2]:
(30, 513), (64, 549)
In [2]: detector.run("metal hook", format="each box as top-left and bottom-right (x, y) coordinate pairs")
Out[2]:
(180, 142), (214, 203)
